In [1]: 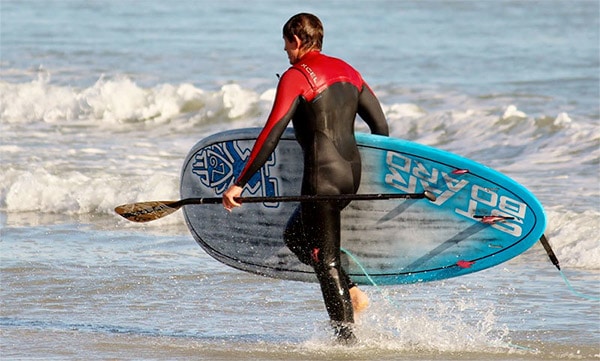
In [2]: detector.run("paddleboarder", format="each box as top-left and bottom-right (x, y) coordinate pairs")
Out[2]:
(223, 12), (389, 342)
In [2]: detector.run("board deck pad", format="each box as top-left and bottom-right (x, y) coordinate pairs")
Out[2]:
(180, 128), (546, 285)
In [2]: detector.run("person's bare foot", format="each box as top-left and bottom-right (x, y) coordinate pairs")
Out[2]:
(349, 286), (369, 313)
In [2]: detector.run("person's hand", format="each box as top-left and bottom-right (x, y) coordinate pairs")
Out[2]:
(222, 184), (243, 212)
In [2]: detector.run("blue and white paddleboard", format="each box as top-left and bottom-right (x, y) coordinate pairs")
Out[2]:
(180, 128), (546, 285)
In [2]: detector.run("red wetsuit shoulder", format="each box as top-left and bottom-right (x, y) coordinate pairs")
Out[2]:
(290, 51), (364, 101)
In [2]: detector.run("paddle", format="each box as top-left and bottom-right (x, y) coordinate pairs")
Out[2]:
(115, 190), (437, 223)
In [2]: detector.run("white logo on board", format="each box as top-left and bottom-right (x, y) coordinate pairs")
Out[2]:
(385, 151), (526, 237)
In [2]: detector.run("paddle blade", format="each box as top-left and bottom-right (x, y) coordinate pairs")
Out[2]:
(114, 201), (182, 222)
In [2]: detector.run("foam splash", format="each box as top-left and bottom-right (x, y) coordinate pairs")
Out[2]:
(545, 208), (600, 270)
(0, 73), (265, 125)
(303, 285), (515, 355)
(1, 167), (180, 224)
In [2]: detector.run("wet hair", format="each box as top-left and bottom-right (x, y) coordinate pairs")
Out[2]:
(282, 13), (323, 51)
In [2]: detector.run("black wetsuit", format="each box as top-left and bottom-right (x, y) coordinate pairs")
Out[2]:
(235, 51), (389, 333)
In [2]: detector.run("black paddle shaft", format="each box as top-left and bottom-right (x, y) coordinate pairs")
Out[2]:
(179, 190), (436, 205)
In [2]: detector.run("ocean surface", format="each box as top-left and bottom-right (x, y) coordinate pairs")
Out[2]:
(1, 0), (599, 360)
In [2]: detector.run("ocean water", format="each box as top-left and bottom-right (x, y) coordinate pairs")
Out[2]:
(1, 0), (599, 360)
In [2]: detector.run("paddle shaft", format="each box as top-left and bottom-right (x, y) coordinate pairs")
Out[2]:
(178, 191), (434, 206)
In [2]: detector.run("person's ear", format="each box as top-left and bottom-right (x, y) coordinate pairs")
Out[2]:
(292, 34), (302, 50)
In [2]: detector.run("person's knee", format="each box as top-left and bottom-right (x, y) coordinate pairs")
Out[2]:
(283, 229), (313, 265)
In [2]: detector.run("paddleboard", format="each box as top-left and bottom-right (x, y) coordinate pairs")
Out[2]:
(180, 128), (546, 285)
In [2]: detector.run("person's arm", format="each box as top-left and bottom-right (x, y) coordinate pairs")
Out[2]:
(357, 84), (389, 136)
(234, 69), (305, 187)
(223, 69), (307, 211)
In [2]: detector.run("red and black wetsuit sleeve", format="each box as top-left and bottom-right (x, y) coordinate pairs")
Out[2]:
(234, 68), (308, 187)
(358, 84), (389, 136)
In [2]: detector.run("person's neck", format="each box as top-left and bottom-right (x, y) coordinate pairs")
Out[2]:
(298, 49), (320, 60)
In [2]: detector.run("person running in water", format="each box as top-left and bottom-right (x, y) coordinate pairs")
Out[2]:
(223, 13), (389, 343)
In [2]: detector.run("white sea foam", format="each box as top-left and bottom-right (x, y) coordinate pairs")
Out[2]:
(0, 167), (178, 220)
(0, 75), (266, 126)
(502, 105), (527, 120)
(545, 208), (600, 270)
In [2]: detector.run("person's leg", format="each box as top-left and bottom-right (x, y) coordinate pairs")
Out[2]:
(284, 202), (356, 340)
(284, 201), (359, 342)
(304, 202), (355, 341)
(285, 203), (368, 313)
